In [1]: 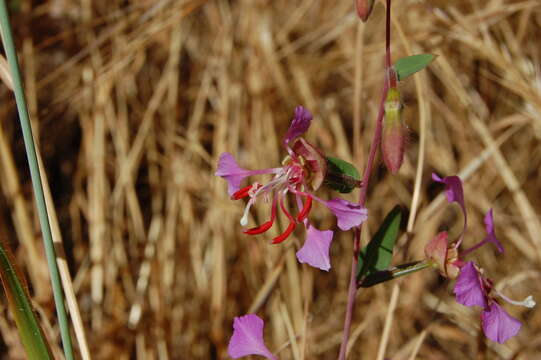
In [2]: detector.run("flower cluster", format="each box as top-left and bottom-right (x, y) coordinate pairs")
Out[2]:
(216, 106), (367, 271)
(425, 174), (535, 343)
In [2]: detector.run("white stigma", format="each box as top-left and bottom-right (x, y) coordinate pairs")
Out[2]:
(496, 290), (536, 308)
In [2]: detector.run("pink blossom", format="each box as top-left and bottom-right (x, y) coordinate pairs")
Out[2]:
(216, 106), (367, 271)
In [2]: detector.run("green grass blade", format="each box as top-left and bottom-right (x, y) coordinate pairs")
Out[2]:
(0, 2), (75, 359)
(0, 239), (53, 359)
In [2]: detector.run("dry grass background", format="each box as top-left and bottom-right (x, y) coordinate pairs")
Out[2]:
(0, 0), (540, 359)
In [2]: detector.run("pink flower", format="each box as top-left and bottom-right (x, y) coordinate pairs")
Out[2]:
(227, 314), (277, 359)
(216, 106), (367, 270)
(426, 174), (535, 343)
(452, 261), (533, 344)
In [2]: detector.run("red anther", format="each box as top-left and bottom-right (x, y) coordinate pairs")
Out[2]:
(272, 221), (296, 244)
(232, 185), (253, 200)
(297, 196), (313, 222)
(244, 220), (274, 235)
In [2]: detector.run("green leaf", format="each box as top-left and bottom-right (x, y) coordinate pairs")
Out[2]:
(323, 156), (361, 193)
(358, 260), (431, 287)
(0, 239), (53, 359)
(394, 54), (435, 81)
(356, 205), (402, 282)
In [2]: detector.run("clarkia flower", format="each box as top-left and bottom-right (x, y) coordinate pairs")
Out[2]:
(216, 106), (368, 271)
(425, 174), (535, 343)
(227, 314), (277, 360)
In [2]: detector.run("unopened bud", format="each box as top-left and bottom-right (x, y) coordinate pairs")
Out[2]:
(382, 88), (406, 174)
(355, 0), (375, 22)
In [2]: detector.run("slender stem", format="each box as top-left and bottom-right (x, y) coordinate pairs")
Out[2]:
(338, 1), (392, 359)
(0, 4), (74, 360)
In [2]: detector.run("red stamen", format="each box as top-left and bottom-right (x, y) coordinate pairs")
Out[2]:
(244, 220), (274, 235)
(271, 193), (296, 244)
(297, 196), (312, 222)
(243, 195), (278, 235)
(232, 185), (253, 200)
(272, 221), (296, 244)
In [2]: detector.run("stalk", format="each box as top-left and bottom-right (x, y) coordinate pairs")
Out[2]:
(0, 3), (75, 359)
(338, 1), (392, 358)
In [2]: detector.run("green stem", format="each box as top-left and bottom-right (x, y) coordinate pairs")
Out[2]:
(0, 3), (75, 360)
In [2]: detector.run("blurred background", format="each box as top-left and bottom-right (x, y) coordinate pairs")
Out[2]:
(0, 0), (540, 358)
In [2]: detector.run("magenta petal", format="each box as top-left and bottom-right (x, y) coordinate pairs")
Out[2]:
(227, 314), (277, 360)
(453, 261), (487, 308)
(432, 173), (467, 245)
(216, 153), (251, 195)
(283, 106), (312, 144)
(324, 198), (368, 231)
(216, 153), (279, 196)
(484, 209), (504, 253)
(481, 303), (521, 344)
(296, 226), (333, 271)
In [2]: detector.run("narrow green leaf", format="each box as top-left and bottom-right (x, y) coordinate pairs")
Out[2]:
(356, 205), (402, 281)
(323, 156), (361, 193)
(358, 260), (431, 287)
(394, 54), (435, 81)
(0, 240), (53, 359)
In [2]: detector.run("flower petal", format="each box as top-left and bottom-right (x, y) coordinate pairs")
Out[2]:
(432, 173), (467, 245)
(481, 302), (521, 344)
(425, 232), (449, 274)
(216, 153), (280, 196)
(324, 198), (368, 231)
(484, 209), (504, 253)
(453, 261), (487, 308)
(227, 314), (277, 360)
(296, 226), (333, 271)
(284, 106), (312, 145)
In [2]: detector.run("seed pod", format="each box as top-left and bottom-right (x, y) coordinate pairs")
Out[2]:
(381, 88), (406, 174)
(355, 0), (375, 22)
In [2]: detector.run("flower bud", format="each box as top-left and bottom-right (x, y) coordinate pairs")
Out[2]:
(355, 0), (375, 22)
(424, 232), (460, 279)
(382, 88), (406, 174)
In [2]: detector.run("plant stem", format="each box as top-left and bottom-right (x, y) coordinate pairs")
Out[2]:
(0, 3), (75, 360)
(338, 1), (392, 359)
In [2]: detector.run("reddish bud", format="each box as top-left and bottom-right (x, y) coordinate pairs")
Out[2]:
(424, 232), (460, 279)
(355, 0), (375, 22)
(382, 88), (406, 174)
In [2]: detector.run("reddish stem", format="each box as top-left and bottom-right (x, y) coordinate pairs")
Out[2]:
(338, 1), (392, 359)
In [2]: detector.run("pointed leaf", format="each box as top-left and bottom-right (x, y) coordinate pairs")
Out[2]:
(356, 205), (402, 281)
(394, 54), (435, 81)
(323, 156), (361, 193)
(0, 239), (53, 359)
(358, 260), (431, 287)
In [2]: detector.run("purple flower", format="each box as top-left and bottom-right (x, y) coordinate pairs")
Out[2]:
(227, 314), (277, 359)
(216, 106), (367, 270)
(432, 173), (467, 246)
(296, 226), (333, 271)
(481, 303), (521, 344)
(453, 261), (487, 308)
